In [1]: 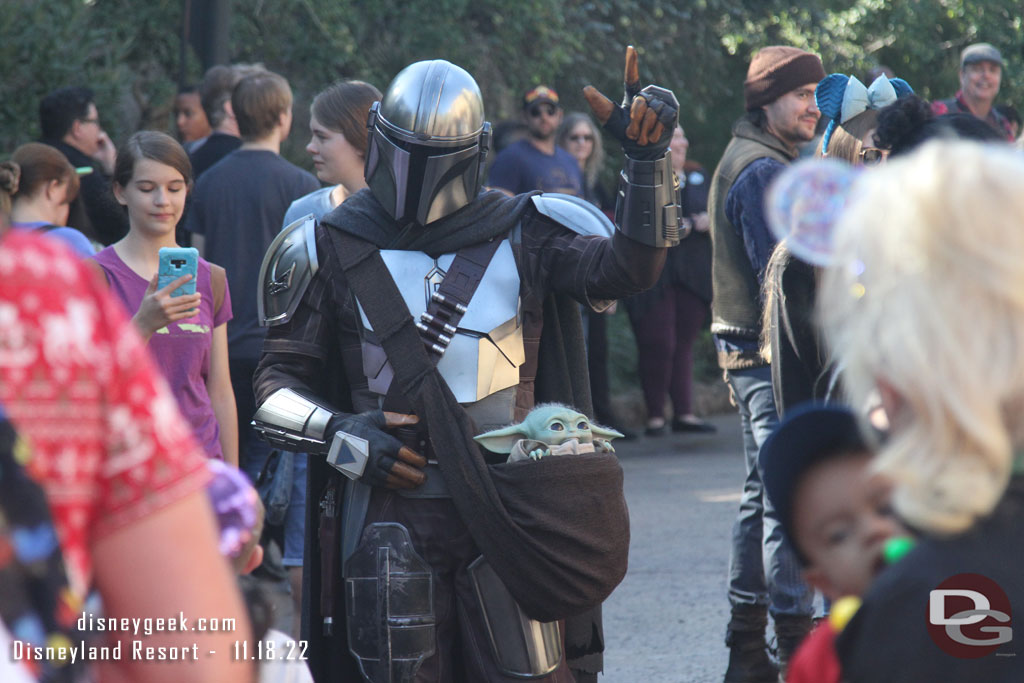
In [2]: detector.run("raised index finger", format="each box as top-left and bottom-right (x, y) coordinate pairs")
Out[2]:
(624, 45), (641, 102)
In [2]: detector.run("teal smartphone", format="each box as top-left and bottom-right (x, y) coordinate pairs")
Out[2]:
(157, 247), (199, 297)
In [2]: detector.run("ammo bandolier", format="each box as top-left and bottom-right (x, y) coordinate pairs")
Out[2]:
(708, 117), (795, 370)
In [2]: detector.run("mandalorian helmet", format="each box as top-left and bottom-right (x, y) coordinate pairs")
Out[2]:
(365, 59), (491, 226)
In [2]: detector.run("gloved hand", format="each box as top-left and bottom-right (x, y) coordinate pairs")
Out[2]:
(326, 411), (427, 489)
(583, 45), (679, 161)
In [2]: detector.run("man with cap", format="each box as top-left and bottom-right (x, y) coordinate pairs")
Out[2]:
(707, 45), (824, 682)
(487, 85), (584, 196)
(931, 42), (1015, 140)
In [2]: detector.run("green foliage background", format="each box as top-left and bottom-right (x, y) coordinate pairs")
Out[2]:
(3, 0), (1021, 171)
(2, 0), (1016, 415)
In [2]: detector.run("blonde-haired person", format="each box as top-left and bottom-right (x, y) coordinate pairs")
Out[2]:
(761, 73), (912, 415)
(815, 140), (1024, 681)
(556, 112), (636, 435)
(557, 112), (608, 208)
(815, 73), (913, 164)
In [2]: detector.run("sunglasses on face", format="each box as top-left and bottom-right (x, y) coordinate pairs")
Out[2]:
(859, 147), (889, 165)
(568, 134), (594, 143)
(528, 104), (557, 118)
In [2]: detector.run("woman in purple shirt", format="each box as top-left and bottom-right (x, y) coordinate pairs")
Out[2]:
(91, 131), (238, 465)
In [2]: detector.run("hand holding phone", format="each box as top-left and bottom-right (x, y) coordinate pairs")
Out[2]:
(132, 248), (202, 340)
(158, 247), (199, 297)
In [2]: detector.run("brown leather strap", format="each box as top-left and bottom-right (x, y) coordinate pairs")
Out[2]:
(415, 238), (503, 356)
(83, 257), (110, 287)
(327, 230), (504, 415)
(210, 263), (227, 316)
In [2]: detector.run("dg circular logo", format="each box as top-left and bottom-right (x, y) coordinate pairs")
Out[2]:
(927, 573), (1013, 658)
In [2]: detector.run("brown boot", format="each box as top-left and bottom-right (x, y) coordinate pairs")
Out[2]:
(724, 606), (779, 683)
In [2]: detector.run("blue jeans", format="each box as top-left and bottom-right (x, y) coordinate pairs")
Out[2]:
(232, 357), (306, 568)
(726, 366), (813, 618)
(242, 444), (308, 568)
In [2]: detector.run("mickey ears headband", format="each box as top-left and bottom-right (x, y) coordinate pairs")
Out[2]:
(766, 158), (862, 267)
(817, 74), (914, 154)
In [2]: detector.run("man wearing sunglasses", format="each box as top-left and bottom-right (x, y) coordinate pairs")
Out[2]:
(487, 85), (584, 197)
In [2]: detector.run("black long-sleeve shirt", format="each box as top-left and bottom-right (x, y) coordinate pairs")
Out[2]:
(41, 139), (128, 246)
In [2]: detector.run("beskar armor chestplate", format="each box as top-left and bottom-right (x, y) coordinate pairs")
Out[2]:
(254, 193), (617, 449)
(356, 239), (524, 432)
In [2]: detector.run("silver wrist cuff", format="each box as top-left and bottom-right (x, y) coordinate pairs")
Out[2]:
(614, 152), (686, 247)
(251, 387), (335, 453)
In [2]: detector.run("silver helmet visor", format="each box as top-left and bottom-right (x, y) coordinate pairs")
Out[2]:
(365, 105), (490, 226)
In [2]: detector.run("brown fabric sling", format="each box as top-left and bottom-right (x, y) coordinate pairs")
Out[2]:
(328, 226), (630, 623)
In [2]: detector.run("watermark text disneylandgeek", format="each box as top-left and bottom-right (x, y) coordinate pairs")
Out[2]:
(10, 612), (237, 664)
(77, 611), (236, 636)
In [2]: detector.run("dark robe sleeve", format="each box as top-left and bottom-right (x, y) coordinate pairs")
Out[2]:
(769, 256), (824, 416)
(521, 213), (666, 311)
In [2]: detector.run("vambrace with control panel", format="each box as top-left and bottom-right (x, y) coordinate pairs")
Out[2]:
(251, 389), (424, 485)
(251, 387), (334, 454)
(614, 152), (688, 248)
(251, 386), (372, 481)
(581, 46), (687, 249)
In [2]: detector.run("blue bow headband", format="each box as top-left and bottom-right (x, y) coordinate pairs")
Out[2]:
(816, 73), (913, 154)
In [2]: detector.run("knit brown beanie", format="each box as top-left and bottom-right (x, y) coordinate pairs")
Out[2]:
(744, 46), (826, 111)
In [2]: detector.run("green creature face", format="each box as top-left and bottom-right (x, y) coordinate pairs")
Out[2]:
(522, 406), (595, 445)
(474, 403), (624, 454)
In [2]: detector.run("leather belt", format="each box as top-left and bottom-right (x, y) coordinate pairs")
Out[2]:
(397, 463), (450, 499)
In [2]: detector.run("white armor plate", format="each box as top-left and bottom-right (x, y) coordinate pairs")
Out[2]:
(355, 239), (524, 405)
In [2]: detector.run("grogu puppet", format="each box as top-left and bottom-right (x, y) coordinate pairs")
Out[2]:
(474, 403), (625, 463)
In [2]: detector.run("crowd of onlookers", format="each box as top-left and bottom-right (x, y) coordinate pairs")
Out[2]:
(707, 41), (1024, 683)
(2, 34), (1024, 683)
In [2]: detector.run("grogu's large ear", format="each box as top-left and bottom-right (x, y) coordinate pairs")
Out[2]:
(474, 424), (529, 454)
(591, 424), (625, 442)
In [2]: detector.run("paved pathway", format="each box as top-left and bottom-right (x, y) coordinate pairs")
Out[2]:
(601, 413), (745, 683)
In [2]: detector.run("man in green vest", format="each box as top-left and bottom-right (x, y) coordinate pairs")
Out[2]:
(707, 45), (825, 682)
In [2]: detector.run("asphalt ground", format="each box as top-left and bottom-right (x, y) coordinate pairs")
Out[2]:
(601, 413), (746, 683)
